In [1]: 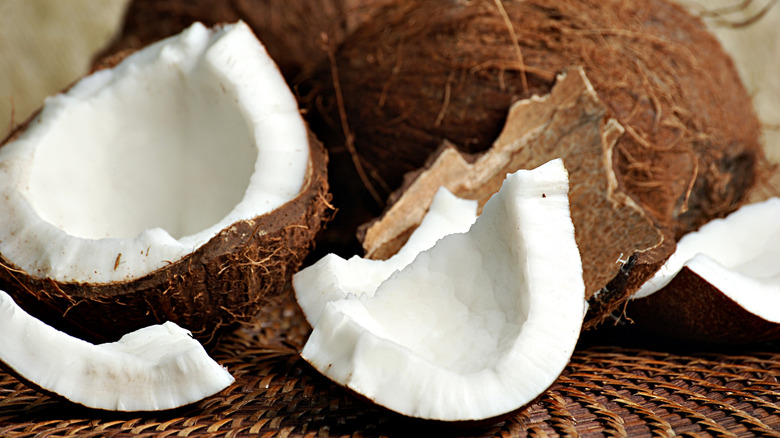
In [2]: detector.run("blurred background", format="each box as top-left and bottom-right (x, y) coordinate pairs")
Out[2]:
(0, 0), (130, 139)
(674, 0), (780, 197)
(1, 0), (777, 190)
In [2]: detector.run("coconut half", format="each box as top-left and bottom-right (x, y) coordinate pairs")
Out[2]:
(0, 21), (331, 342)
(630, 198), (780, 343)
(0, 289), (234, 411)
(293, 159), (585, 421)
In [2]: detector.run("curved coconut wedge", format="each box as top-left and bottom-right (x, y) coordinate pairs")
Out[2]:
(630, 198), (780, 343)
(0, 21), (330, 342)
(0, 290), (234, 411)
(294, 159), (586, 421)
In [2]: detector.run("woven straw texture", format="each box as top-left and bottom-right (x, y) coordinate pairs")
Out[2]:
(1, 293), (779, 438)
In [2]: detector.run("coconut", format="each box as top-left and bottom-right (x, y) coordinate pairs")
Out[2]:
(294, 159), (585, 421)
(358, 68), (666, 328)
(0, 289), (234, 411)
(629, 198), (780, 344)
(101, 0), (391, 82)
(305, 0), (764, 258)
(0, 21), (331, 344)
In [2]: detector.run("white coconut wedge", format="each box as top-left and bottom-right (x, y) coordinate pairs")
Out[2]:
(0, 21), (330, 342)
(630, 198), (780, 343)
(0, 289), (234, 411)
(293, 159), (585, 421)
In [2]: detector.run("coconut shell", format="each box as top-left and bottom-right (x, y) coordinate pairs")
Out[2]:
(0, 126), (331, 345)
(628, 266), (780, 344)
(304, 0), (765, 256)
(100, 0), (390, 83)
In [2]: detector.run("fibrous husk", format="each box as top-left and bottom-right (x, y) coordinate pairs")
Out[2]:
(0, 122), (331, 346)
(360, 67), (666, 326)
(101, 0), (391, 82)
(306, 0), (765, 257)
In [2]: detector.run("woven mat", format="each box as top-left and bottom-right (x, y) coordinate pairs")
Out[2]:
(1, 294), (779, 438)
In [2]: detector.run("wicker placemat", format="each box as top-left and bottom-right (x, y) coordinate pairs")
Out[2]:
(1, 294), (779, 437)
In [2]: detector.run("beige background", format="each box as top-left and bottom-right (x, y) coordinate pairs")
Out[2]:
(677, 0), (780, 195)
(0, 0), (130, 139)
(1, 0), (777, 191)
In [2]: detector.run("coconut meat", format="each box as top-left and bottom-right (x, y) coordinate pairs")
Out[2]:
(0, 21), (309, 284)
(294, 159), (585, 421)
(0, 289), (234, 411)
(293, 187), (478, 326)
(634, 197), (780, 322)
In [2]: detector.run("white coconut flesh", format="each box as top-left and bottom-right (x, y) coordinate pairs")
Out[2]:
(0, 289), (234, 411)
(0, 21), (309, 284)
(634, 197), (780, 323)
(293, 187), (479, 326)
(294, 159), (586, 421)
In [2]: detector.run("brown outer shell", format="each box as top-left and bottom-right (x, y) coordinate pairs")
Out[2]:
(627, 266), (780, 344)
(0, 129), (331, 345)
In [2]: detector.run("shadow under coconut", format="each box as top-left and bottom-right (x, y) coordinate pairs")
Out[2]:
(578, 315), (780, 356)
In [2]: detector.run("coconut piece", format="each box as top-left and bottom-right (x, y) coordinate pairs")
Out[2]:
(294, 159), (585, 421)
(0, 21), (331, 343)
(629, 198), (780, 344)
(360, 68), (664, 321)
(306, 0), (764, 257)
(0, 289), (234, 411)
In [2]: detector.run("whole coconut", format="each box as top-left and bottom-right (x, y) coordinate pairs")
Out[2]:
(305, 0), (765, 256)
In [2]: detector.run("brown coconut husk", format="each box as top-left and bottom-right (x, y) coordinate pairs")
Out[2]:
(0, 119), (332, 345)
(100, 0), (391, 83)
(304, 0), (766, 257)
